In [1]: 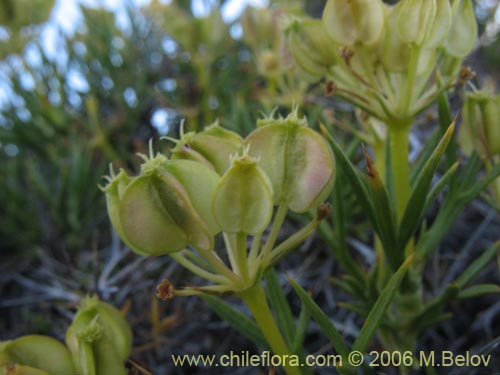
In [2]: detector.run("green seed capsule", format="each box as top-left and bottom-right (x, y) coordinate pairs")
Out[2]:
(212, 151), (274, 235)
(0, 364), (49, 375)
(104, 171), (187, 256)
(0, 335), (75, 375)
(66, 306), (127, 375)
(66, 310), (101, 375)
(246, 110), (336, 213)
(171, 121), (244, 175)
(92, 336), (127, 375)
(102, 169), (149, 256)
(78, 296), (132, 361)
(102, 155), (221, 255)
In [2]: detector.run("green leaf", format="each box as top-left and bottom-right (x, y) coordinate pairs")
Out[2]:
(458, 284), (500, 299)
(264, 268), (296, 346)
(291, 303), (311, 357)
(408, 284), (459, 333)
(437, 88), (458, 169)
(201, 295), (267, 347)
(410, 127), (441, 184)
(398, 122), (455, 251)
(289, 276), (350, 357)
(320, 124), (377, 229)
(455, 242), (500, 288)
(340, 275), (367, 300)
(331, 172), (366, 282)
(332, 277), (358, 296)
(363, 147), (399, 269)
(352, 254), (414, 353)
(423, 161), (459, 212)
(321, 124), (401, 270)
(337, 301), (370, 318)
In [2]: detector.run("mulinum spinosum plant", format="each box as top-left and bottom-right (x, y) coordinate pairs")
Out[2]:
(2, 0), (500, 374)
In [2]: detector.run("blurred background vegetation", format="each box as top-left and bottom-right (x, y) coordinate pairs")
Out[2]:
(0, 0), (499, 373)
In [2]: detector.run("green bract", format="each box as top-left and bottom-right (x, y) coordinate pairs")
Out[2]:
(213, 151), (274, 234)
(0, 335), (75, 375)
(102, 155), (221, 255)
(246, 110), (336, 213)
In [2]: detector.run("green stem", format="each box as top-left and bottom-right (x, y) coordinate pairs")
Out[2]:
(248, 233), (262, 268)
(171, 252), (229, 284)
(236, 232), (250, 283)
(223, 232), (239, 274)
(267, 219), (319, 268)
(238, 282), (302, 375)
(199, 249), (242, 286)
(261, 203), (288, 262)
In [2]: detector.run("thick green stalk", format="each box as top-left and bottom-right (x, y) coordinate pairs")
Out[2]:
(385, 119), (423, 359)
(238, 282), (302, 375)
(388, 119), (413, 222)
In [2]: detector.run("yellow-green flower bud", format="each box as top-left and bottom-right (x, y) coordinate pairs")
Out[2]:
(246, 109), (336, 213)
(381, 3), (410, 73)
(459, 91), (500, 159)
(0, 335), (75, 375)
(170, 121), (244, 175)
(285, 18), (338, 78)
(212, 150), (274, 234)
(257, 49), (282, 79)
(397, 0), (437, 46)
(426, 0), (452, 48)
(102, 155), (221, 255)
(445, 0), (477, 57)
(199, 11), (228, 49)
(322, 0), (385, 46)
(241, 6), (275, 50)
